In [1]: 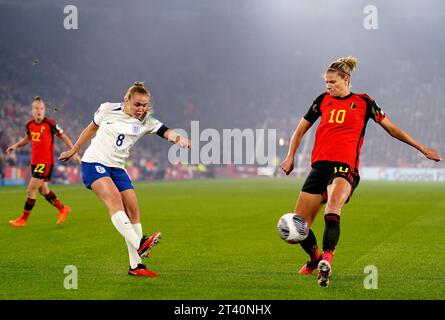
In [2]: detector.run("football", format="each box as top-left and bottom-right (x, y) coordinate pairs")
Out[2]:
(277, 213), (309, 244)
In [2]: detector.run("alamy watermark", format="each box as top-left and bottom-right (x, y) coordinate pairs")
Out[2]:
(63, 5), (78, 30)
(363, 5), (378, 30)
(168, 121), (277, 166)
(363, 265), (378, 289)
(64, 265), (78, 289)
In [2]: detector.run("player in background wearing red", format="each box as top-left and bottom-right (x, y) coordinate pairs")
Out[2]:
(280, 57), (442, 287)
(6, 96), (81, 227)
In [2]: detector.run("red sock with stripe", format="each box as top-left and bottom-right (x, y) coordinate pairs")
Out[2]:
(22, 198), (36, 221)
(44, 191), (64, 211)
(322, 213), (341, 264)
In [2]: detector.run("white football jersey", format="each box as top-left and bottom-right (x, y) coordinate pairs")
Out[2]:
(82, 102), (164, 168)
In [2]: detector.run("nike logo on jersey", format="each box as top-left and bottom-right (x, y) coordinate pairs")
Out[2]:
(106, 121), (114, 124)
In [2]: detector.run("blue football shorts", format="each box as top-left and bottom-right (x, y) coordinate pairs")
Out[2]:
(81, 162), (134, 192)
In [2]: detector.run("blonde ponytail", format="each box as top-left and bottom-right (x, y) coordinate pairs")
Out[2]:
(327, 56), (359, 77)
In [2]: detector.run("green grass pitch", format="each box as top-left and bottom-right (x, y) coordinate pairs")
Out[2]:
(0, 178), (444, 300)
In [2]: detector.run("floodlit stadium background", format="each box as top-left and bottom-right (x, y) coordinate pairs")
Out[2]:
(1, 0), (444, 183)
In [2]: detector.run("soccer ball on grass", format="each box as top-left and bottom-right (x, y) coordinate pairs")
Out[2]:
(277, 213), (309, 244)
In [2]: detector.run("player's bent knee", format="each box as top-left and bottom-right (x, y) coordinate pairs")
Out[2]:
(27, 192), (37, 199)
(27, 187), (39, 197)
(325, 199), (345, 214)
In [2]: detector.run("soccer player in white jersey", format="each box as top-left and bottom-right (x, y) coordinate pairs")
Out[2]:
(59, 82), (191, 277)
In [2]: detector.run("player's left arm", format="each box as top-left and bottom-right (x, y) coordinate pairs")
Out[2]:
(163, 129), (191, 149)
(59, 133), (82, 164)
(379, 117), (442, 162)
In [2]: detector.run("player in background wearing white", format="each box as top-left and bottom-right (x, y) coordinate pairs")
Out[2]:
(59, 82), (191, 277)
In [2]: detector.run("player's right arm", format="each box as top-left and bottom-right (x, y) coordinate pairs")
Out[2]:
(59, 122), (99, 162)
(280, 94), (324, 175)
(280, 118), (313, 175)
(6, 136), (30, 154)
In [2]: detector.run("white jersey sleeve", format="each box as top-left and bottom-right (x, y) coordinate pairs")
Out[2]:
(144, 115), (164, 135)
(93, 103), (108, 126)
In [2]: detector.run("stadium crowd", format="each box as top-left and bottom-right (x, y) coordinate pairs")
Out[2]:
(1, 57), (445, 180)
(1, 2), (444, 184)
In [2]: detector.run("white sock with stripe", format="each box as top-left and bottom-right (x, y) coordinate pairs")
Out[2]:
(111, 211), (140, 250)
(126, 223), (143, 269)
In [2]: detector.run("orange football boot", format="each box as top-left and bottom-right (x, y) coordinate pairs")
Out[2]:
(56, 205), (71, 225)
(9, 217), (27, 227)
(298, 256), (322, 275)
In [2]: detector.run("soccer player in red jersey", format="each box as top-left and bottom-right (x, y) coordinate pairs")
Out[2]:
(280, 57), (442, 287)
(6, 96), (81, 227)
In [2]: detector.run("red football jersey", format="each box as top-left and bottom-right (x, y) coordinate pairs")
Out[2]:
(26, 118), (64, 165)
(304, 92), (386, 170)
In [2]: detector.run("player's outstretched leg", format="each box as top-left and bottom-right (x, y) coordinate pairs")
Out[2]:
(298, 229), (322, 274)
(110, 210), (161, 276)
(125, 223), (158, 275)
(9, 198), (36, 227)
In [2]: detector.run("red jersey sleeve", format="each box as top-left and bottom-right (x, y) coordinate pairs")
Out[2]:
(46, 118), (64, 137)
(359, 93), (386, 124)
(303, 93), (327, 124)
(25, 120), (33, 137)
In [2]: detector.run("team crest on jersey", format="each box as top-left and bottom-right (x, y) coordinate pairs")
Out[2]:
(132, 125), (140, 134)
(40, 126), (46, 132)
(95, 165), (106, 174)
(350, 102), (356, 110)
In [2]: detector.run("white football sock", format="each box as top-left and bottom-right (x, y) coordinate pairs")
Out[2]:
(133, 223), (142, 238)
(126, 223), (143, 269)
(111, 211), (140, 250)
